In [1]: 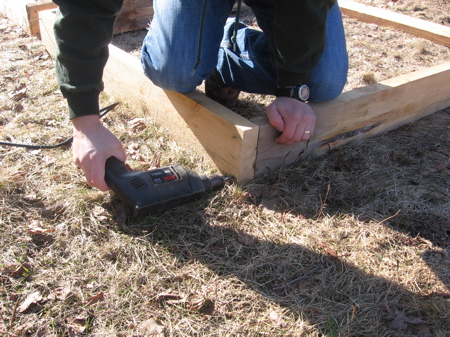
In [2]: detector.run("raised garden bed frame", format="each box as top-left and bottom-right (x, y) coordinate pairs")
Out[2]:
(3, 0), (449, 182)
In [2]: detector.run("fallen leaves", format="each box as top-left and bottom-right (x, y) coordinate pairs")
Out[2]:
(129, 117), (146, 132)
(66, 310), (94, 336)
(189, 297), (215, 315)
(386, 307), (431, 337)
(155, 291), (216, 315)
(84, 292), (105, 306)
(9, 83), (27, 102)
(28, 220), (55, 235)
(136, 317), (165, 336)
(236, 229), (256, 247)
(268, 309), (288, 328)
(2, 263), (32, 278)
(18, 291), (44, 314)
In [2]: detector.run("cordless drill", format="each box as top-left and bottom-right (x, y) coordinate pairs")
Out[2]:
(104, 156), (233, 216)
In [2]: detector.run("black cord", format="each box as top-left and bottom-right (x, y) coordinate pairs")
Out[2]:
(0, 102), (120, 150)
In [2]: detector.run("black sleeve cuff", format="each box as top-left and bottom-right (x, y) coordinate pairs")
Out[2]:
(66, 90), (100, 120)
(276, 68), (309, 87)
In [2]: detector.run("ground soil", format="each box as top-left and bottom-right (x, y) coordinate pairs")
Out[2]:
(1, 2), (449, 337)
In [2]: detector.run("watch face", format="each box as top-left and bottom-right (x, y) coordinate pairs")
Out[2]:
(297, 84), (310, 101)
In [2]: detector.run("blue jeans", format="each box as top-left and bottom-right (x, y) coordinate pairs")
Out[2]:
(141, 0), (348, 102)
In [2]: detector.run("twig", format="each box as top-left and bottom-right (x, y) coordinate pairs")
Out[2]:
(9, 296), (20, 328)
(376, 209), (401, 226)
(273, 267), (319, 291)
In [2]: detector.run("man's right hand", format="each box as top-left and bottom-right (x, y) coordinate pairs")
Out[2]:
(71, 115), (126, 191)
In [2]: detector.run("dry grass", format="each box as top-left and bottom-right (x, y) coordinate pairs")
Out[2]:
(352, 0), (450, 25)
(1, 5), (450, 337)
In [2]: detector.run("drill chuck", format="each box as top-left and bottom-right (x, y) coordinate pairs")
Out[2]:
(104, 156), (232, 216)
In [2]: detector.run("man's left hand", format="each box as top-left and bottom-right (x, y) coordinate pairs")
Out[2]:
(266, 97), (316, 145)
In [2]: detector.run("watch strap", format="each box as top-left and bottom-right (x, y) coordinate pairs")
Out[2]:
(275, 84), (310, 102)
(275, 86), (296, 98)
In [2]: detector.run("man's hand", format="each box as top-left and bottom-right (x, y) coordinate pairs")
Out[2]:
(266, 97), (316, 145)
(72, 115), (126, 191)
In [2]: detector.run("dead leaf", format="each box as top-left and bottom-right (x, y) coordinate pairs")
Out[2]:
(103, 250), (119, 262)
(137, 318), (165, 336)
(92, 205), (108, 222)
(268, 309), (287, 328)
(14, 103), (23, 112)
(236, 229), (256, 247)
(260, 198), (279, 214)
(18, 291), (43, 313)
(85, 292), (105, 306)
(190, 297), (215, 315)
(67, 325), (86, 337)
(414, 324), (432, 337)
(156, 292), (184, 303)
(3, 263), (33, 278)
(129, 118), (146, 132)
(11, 171), (27, 179)
(28, 220), (55, 235)
(9, 83), (27, 101)
(388, 308), (425, 330)
(436, 148), (450, 156)
(55, 285), (73, 301)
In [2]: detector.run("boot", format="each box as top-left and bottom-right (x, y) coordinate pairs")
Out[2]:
(205, 69), (240, 110)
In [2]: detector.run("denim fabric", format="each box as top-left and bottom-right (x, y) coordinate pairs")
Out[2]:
(141, 0), (348, 102)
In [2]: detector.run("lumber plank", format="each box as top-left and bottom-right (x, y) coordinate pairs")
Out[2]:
(38, 8), (57, 56)
(114, 0), (153, 33)
(252, 62), (450, 175)
(26, 0), (57, 37)
(339, 0), (450, 47)
(39, 9), (259, 182)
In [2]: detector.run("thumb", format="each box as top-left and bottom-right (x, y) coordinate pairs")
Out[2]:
(266, 103), (285, 132)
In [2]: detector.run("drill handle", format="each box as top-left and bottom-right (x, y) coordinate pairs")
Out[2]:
(105, 156), (129, 182)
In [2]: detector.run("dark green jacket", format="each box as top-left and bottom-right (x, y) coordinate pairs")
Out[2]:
(53, 0), (336, 119)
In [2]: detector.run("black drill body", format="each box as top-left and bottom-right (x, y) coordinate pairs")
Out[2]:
(105, 156), (231, 216)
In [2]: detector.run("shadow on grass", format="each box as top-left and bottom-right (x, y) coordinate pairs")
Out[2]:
(117, 206), (447, 336)
(112, 109), (449, 335)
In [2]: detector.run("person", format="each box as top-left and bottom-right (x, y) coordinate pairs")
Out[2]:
(53, 0), (348, 191)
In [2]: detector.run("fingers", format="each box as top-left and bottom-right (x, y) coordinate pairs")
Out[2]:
(276, 117), (315, 145)
(71, 118), (126, 191)
(266, 105), (285, 132)
(74, 153), (109, 191)
(88, 156), (109, 191)
(267, 97), (316, 146)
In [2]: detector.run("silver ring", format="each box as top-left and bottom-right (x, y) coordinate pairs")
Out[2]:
(304, 130), (311, 134)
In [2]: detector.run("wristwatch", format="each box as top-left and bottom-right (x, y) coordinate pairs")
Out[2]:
(275, 84), (310, 102)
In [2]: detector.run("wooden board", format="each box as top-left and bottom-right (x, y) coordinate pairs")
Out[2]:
(26, 1), (57, 37)
(114, 0), (153, 34)
(339, 0), (450, 47)
(252, 62), (450, 175)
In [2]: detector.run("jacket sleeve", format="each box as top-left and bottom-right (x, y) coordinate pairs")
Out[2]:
(53, 0), (123, 119)
(274, 0), (336, 87)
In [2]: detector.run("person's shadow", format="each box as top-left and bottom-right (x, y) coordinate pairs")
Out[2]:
(114, 193), (448, 337)
(112, 109), (449, 336)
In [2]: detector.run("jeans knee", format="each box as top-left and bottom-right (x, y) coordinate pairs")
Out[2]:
(141, 55), (202, 93)
(309, 65), (348, 102)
